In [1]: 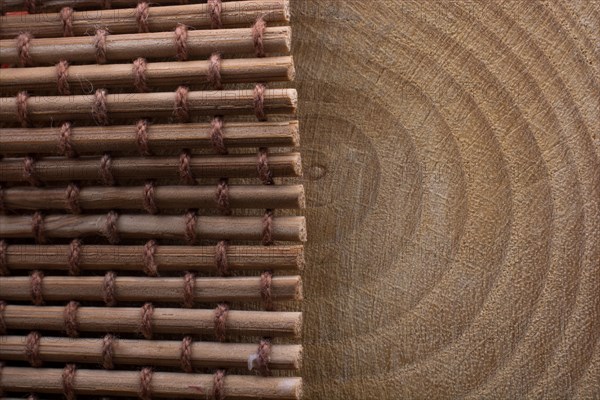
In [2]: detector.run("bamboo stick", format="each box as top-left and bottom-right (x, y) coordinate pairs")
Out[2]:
(0, 244), (305, 272)
(0, 214), (307, 242)
(0, 367), (303, 400)
(0, 89), (297, 123)
(0, 26), (291, 65)
(1, 1), (250, 14)
(0, 275), (303, 303)
(0, 153), (303, 183)
(0, 120), (299, 155)
(0, 0), (289, 39)
(1, 305), (302, 337)
(1, 184), (305, 211)
(0, 336), (302, 370)
(0, 56), (295, 95)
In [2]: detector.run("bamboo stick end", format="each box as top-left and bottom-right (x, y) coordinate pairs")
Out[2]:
(289, 120), (300, 146)
(293, 312), (303, 339)
(296, 247), (305, 271)
(282, 0), (291, 22)
(297, 185), (306, 209)
(293, 153), (303, 177)
(295, 276), (304, 301)
(287, 56), (296, 81)
(298, 217), (307, 242)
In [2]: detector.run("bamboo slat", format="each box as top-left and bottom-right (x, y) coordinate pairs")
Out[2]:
(0, 0), (289, 38)
(0, 275), (303, 303)
(0, 26), (291, 65)
(0, 214), (307, 242)
(0, 367), (303, 399)
(1, 184), (305, 211)
(0, 120), (299, 155)
(1, 0), (250, 13)
(0, 56), (295, 95)
(0, 244), (305, 272)
(0, 153), (303, 183)
(0, 89), (297, 123)
(1, 305), (302, 337)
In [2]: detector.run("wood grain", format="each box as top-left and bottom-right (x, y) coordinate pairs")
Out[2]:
(293, 1), (600, 399)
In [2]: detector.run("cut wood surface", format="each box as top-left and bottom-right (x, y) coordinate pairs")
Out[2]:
(0, 275), (302, 303)
(0, 0), (289, 38)
(0, 367), (303, 400)
(0, 243), (304, 272)
(0, 26), (291, 65)
(1, 305), (302, 338)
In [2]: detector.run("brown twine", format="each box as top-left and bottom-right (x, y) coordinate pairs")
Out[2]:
(31, 212), (46, 244)
(179, 150), (195, 185)
(99, 153), (115, 185)
(139, 367), (153, 400)
(207, 53), (223, 90)
(135, 2), (150, 33)
(140, 302), (154, 339)
(0, 240), (8, 276)
(257, 147), (274, 185)
(174, 85), (190, 122)
(135, 119), (151, 155)
(16, 91), (30, 128)
(64, 300), (79, 338)
(214, 302), (229, 342)
(0, 301), (7, 334)
(102, 271), (117, 306)
(0, 185), (4, 214)
(143, 181), (158, 214)
(68, 239), (82, 276)
(60, 7), (74, 37)
(253, 83), (267, 121)
(56, 60), (71, 95)
(25, 0), (36, 13)
(102, 0), (111, 8)
(208, 0), (223, 29)
(30, 270), (44, 305)
(142, 240), (159, 277)
(92, 88), (109, 125)
(215, 240), (229, 276)
(58, 121), (76, 157)
(260, 270), (274, 311)
(133, 58), (149, 93)
(102, 334), (115, 369)
(62, 364), (77, 400)
(104, 211), (119, 244)
(252, 16), (267, 58)
(184, 210), (197, 244)
(94, 29), (108, 64)
(210, 116), (227, 155)
(17, 32), (33, 67)
(23, 156), (41, 186)
(213, 369), (226, 400)
(183, 272), (195, 308)
(262, 209), (274, 245)
(174, 23), (188, 61)
(216, 178), (231, 215)
(65, 182), (81, 214)
(25, 331), (42, 367)
(180, 336), (193, 373)
(255, 338), (272, 376)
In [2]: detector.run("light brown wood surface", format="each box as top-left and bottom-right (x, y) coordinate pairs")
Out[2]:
(293, 1), (600, 399)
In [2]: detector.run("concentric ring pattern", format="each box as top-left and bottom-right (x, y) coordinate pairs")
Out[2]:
(293, 1), (599, 399)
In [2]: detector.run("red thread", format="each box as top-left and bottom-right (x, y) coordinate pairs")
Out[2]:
(135, 2), (150, 33)
(184, 210), (197, 244)
(255, 338), (272, 376)
(31, 212), (45, 244)
(140, 302), (154, 339)
(139, 367), (153, 400)
(210, 116), (227, 155)
(23, 156), (41, 186)
(143, 181), (158, 214)
(99, 153), (114, 185)
(0, 301), (7, 334)
(257, 148), (274, 185)
(208, 53), (223, 90)
(208, 0), (223, 29)
(260, 270), (274, 311)
(94, 29), (108, 64)
(60, 7), (74, 37)
(133, 58), (149, 93)
(16, 91), (30, 128)
(102, 271), (117, 306)
(213, 369), (226, 400)
(183, 272), (195, 308)
(215, 240), (229, 276)
(216, 178), (231, 215)
(25, 331), (42, 367)
(253, 83), (267, 121)
(142, 240), (159, 277)
(135, 119), (151, 155)
(64, 301), (79, 338)
(56, 60), (71, 95)
(102, 334), (115, 369)
(58, 121), (76, 157)
(65, 183), (81, 214)
(104, 211), (119, 244)
(180, 336), (193, 373)
(68, 239), (82, 276)
(252, 16), (267, 57)
(30, 270), (44, 305)
(174, 86), (190, 122)
(214, 302), (229, 342)
(174, 23), (188, 61)
(179, 150), (195, 185)
(262, 209), (274, 245)
(62, 364), (77, 400)
(92, 88), (109, 125)
(17, 33), (33, 67)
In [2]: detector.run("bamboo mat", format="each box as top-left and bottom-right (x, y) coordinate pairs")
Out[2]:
(0, 1), (304, 399)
